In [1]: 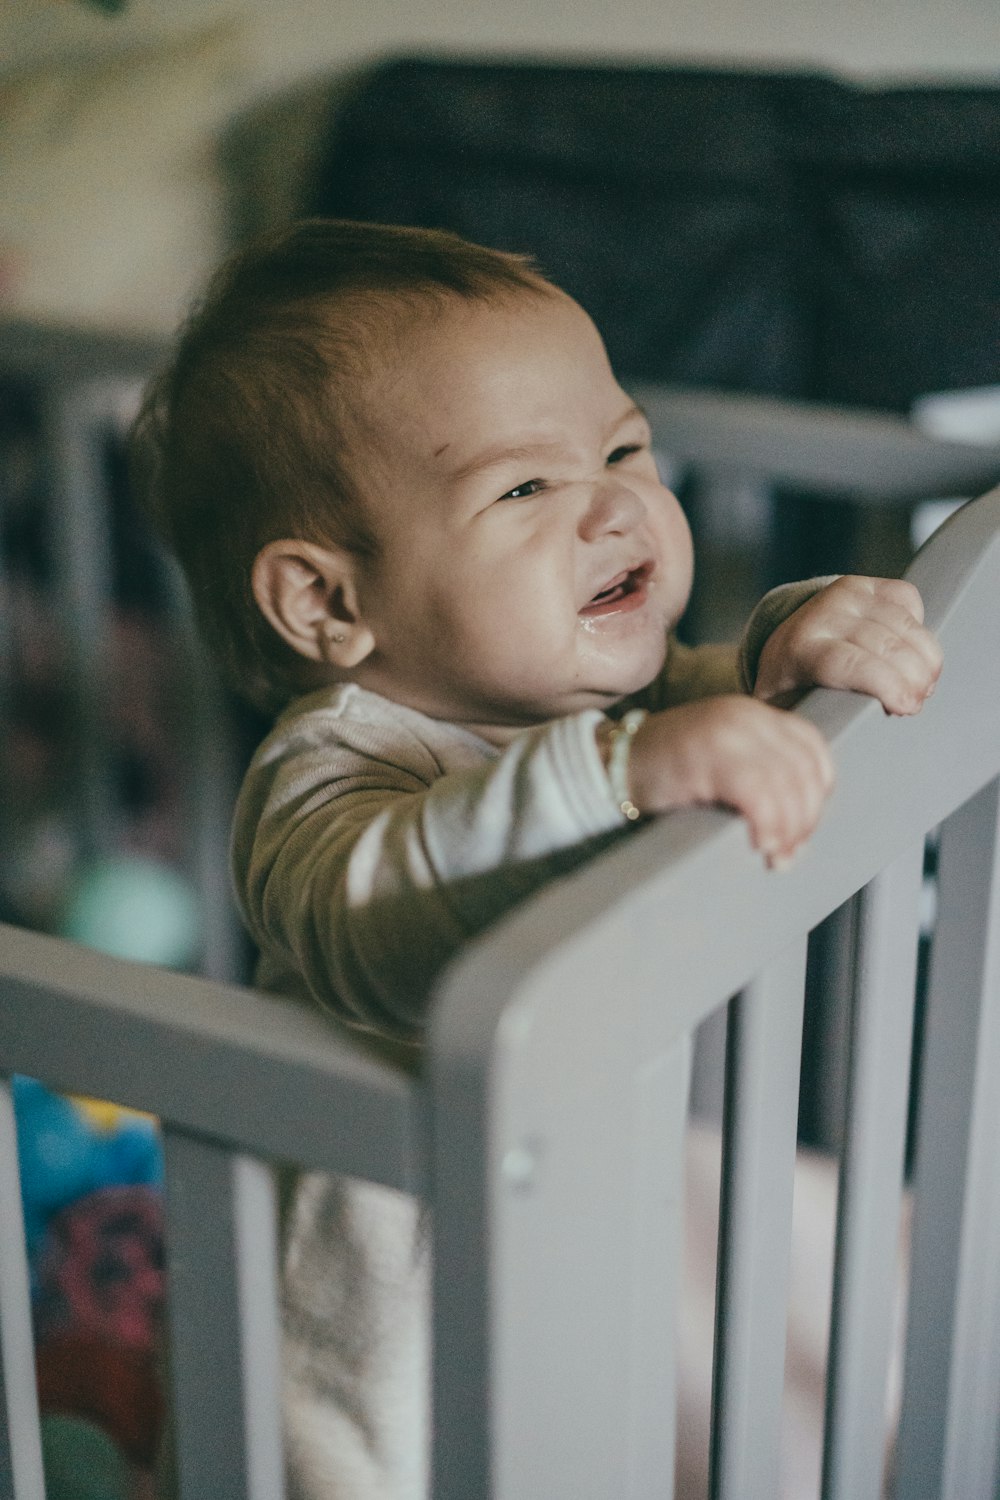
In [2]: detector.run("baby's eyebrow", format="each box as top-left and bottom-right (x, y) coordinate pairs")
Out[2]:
(441, 404), (650, 481)
(616, 402), (650, 431)
(442, 438), (566, 482)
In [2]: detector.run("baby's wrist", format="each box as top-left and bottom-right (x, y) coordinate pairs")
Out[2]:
(753, 633), (812, 708)
(739, 577), (837, 693)
(752, 634), (793, 700)
(598, 710), (647, 823)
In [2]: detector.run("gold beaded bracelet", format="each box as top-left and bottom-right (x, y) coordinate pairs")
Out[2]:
(606, 707), (647, 822)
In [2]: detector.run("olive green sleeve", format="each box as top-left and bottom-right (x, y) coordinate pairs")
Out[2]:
(632, 577), (838, 714)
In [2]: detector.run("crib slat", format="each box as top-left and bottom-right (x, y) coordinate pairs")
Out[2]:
(41, 381), (117, 859)
(821, 844), (924, 1500)
(232, 1155), (286, 1500)
(897, 777), (1000, 1500)
(0, 1078), (45, 1500)
(435, 988), (692, 1500)
(490, 1036), (691, 1500)
(943, 777), (1000, 1500)
(163, 556), (243, 982)
(162, 1129), (285, 1500)
(806, 899), (855, 1152)
(625, 1043), (691, 1498)
(0, 532), (14, 862)
(709, 936), (808, 1500)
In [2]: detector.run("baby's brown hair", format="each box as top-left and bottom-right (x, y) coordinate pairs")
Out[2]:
(130, 219), (549, 714)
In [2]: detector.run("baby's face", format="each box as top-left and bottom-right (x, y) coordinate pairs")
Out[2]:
(351, 289), (694, 732)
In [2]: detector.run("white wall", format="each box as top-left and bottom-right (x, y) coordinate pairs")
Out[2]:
(2, 0), (998, 332)
(5, 0), (1000, 85)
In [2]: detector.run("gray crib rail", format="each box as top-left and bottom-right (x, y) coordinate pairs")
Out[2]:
(427, 484), (1000, 1499)
(633, 383), (1000, 502)
(2, 485), (1000, 1497)
(0, 935), (423, 1500)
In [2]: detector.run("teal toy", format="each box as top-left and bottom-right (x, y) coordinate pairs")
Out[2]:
(41, 1414), (129, 1500)
(58, 854), (201, 971)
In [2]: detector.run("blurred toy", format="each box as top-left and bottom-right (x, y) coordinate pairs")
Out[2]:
(70, 1096), (156, 1133)
(41, 1413), (129, 1500)
(37, 1320), (163, 1467)
(34, 1185), (164, 1355)
(12, 1077), (162, 1265)
(35, 1238), (166, 1493)
(58, 854), (201, 970)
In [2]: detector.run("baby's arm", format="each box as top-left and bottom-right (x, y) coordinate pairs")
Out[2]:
(239, 580), (940, 1030)
(235, 712), (628, 1035)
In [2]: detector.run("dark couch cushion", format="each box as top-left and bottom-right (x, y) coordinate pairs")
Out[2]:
(310, 58), (1000, 409)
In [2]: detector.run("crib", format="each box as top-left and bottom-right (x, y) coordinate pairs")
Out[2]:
(3, 348), (1000, 1497)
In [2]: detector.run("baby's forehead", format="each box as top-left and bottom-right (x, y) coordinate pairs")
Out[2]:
(347, 288), (630, 493)
(357, 284), (598, 394)
(347, 279), (569, 364)
(340, 283), (559, 413)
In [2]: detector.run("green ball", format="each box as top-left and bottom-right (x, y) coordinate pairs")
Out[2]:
(41, 1414), (129, 1500)
(59, 855), (201, 969)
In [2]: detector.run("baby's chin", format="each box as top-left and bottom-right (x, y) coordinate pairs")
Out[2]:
(584, 642), (668, 706)
(545, 671), (662, 719)
(454, 678), (655, 733)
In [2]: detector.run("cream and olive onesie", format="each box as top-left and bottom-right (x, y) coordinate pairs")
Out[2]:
(230, 583), (821, 1500)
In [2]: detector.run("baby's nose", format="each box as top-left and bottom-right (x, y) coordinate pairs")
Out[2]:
(577, 477), (644, 541)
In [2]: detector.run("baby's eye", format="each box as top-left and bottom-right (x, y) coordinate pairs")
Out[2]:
(606, 443), (644, 465)
(498, 478), (546, 501)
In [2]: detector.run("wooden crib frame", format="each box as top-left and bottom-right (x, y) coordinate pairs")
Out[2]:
(2, 357), (1000, 1496)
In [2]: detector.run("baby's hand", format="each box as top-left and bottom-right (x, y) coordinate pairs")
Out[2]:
(622, 697), (835, 867)
(753, 576), (942, 715)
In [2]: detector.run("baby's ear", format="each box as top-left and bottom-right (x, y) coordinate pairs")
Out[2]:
(251, 540), (375, 669)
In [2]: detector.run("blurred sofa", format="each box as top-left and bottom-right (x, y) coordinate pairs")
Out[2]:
(299, 57), (1000, 413)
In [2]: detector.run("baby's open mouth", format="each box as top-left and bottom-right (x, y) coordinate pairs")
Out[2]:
(580, 561), (653, 616)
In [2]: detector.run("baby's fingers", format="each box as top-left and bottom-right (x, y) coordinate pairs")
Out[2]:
(821, 578), (942, 712)
(735, 715), (834, 865)
(851, 584), (943, 699)
(813, 618), (941, 715)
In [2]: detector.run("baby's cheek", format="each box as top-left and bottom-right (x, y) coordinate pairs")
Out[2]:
(660, 522), (695, 624)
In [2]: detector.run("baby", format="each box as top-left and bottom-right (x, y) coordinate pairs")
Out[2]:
(133, 219), (941, 1498)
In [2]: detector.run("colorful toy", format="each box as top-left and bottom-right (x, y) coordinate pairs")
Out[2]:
(13, 1077), (162, 1265)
